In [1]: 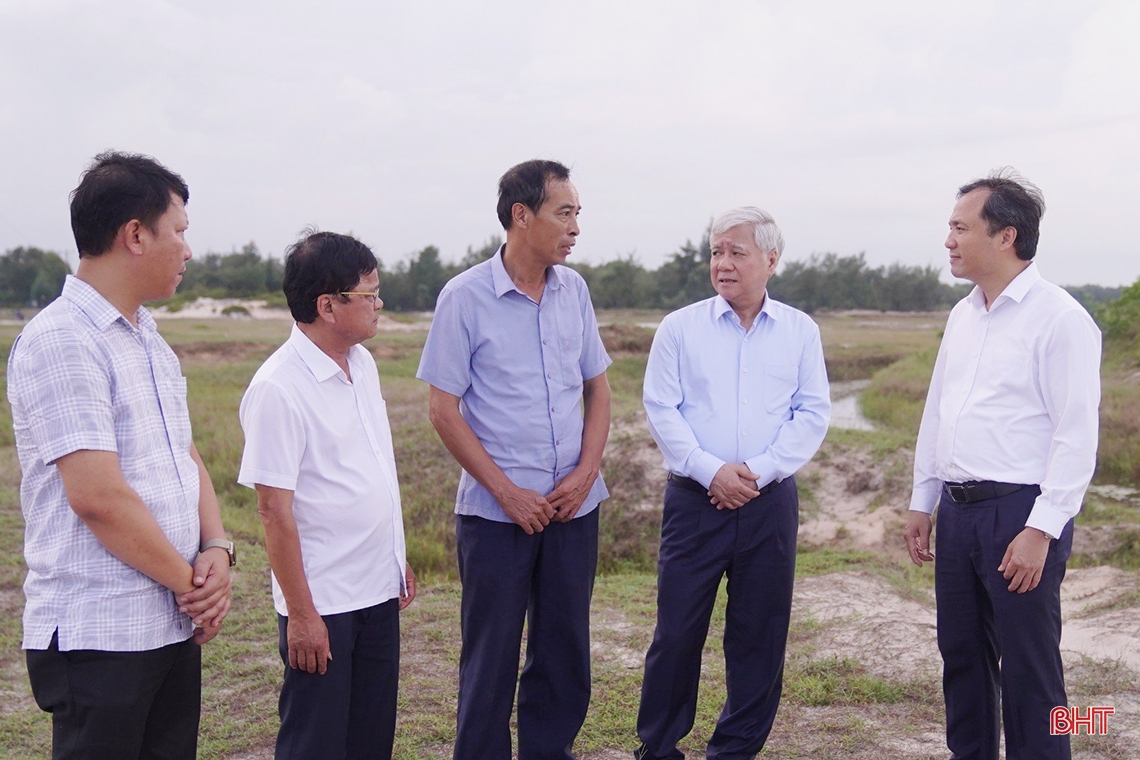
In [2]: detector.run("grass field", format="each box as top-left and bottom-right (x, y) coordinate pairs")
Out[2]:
(1, 309), (1137, 759)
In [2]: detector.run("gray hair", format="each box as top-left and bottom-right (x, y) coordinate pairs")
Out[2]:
(710, 206), (785, 261)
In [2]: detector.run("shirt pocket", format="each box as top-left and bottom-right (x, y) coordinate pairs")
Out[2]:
(155, 375), (192, 453)
(763, 364), (800, 414)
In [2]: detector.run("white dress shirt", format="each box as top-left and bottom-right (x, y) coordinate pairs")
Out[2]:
(643, 294), (831, 490)
(239, 325), (406, 616)
(8, 276), (199, 651)
(909, 263), (1101, 539)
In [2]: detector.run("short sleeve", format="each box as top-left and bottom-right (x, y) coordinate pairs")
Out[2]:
(9, 329), (117, 465)
(416, 286), (474, 397)
(575, 277), (612, 381)
(237, 380), (307, 491)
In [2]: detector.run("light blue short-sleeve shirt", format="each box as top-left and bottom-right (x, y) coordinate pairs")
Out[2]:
(417, 248), (612, 521)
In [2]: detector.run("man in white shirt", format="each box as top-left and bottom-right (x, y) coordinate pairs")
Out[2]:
(904, 171), (1101, 760)
(635, 207), (830, 759)
(238, 231), (415, 760)
(8, 151), (233, 759)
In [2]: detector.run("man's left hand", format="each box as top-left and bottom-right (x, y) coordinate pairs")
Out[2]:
(548, 467), (598, 522)
(998, 527), (1052, 593)
(178, 549), (232, 631)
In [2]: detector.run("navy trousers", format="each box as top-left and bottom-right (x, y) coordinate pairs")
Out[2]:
(27, 631), (201, 760)
(935, 485), (1073, 760)
(453, 508), (599, 760)
(636, 476), (798, 760)
(275, 599), (400, 760)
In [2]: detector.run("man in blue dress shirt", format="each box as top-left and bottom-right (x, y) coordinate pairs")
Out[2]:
(417, 159), (612, 760)
(635, 206), (830, 760)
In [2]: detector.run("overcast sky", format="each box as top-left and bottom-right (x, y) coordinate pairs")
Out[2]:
(2, 0), (1137, 287)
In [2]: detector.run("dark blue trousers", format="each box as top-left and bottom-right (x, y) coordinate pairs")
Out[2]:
(275, 599), (400, 760)
(935, 485), (1073, 760)
(27, 632), (201, 760)
(636, 476), (798, 760)
(454, 509), (599, 760)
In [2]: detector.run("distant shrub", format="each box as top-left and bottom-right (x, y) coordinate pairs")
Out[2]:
(221, 304), (250, 318)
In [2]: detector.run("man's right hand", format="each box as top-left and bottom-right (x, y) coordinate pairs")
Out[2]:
(708, 463), (761, 510)
(287, 611), (331, 675)
(904, 511), (935, 567)
(498, 485), (556, 534)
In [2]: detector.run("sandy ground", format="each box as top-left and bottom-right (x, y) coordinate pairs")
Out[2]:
(151, 297), (429, 330)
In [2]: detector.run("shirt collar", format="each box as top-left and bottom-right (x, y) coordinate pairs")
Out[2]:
(287, 323), (346, 382)
(490, 245), (564, 298)
(966, 262), (1040, 311)
(712, 292), (779, 327)
(61, 274), (156, 333)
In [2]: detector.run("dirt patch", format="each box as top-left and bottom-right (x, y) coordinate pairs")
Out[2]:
(797, 442), (914, 557)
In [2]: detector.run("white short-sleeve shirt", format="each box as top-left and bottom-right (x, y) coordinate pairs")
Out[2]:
(238, 325), (406, 616)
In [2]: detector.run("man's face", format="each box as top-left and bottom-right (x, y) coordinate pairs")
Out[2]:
(709, 224), (778, 312)
(142, 193), (192, 301)
(945, 189), (1005, 284)
(331, 268), (383, 345)
(521, 178), (580, 267)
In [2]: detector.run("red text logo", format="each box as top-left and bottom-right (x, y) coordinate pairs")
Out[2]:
(1050, 706), (1114, 735)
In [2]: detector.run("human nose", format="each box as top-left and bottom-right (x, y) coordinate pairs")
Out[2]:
(374, 296), (384, 311)
(568, 215), (579, 236)
(945, 232), (955, 250)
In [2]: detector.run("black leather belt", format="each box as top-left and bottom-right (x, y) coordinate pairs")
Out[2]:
(944, 481), (1026, 504)
(668, 473), (775, 498)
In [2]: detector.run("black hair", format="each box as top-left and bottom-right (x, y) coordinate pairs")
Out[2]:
(283, 229), (378, 323)
(69, 151), (189, 258)
(958, 168), (1046, 261)
(496, 159), (571, 230)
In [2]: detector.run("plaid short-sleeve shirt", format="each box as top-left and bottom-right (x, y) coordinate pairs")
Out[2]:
(7, 276), (200, 652)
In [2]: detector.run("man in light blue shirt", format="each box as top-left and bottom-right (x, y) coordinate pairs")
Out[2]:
(635, 206), (830, 760)
(417, 159), (611, 760)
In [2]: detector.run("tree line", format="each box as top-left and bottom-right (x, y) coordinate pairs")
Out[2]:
(0, 237), (1125, 316)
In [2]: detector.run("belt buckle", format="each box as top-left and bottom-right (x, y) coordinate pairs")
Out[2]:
(947, 484), (969, 503)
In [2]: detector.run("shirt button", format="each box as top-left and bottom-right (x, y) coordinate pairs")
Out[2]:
(547, 373), (553, 379)
(741, 431), (747, 436)
(551, 407), (557, 413)
(743, 368), (749, 374)
(743, 399), (749, 404)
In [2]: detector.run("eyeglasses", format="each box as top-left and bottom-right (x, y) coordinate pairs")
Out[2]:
(337, 290), (382, 305)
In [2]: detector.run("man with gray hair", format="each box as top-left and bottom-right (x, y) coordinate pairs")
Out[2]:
(635, 207), (830, 759)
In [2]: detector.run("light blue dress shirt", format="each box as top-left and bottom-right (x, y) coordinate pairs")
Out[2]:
(417, 248), (612, 522)
(643, 294), (831, 490)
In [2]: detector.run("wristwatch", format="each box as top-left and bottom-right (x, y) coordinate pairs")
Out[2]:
(201, 538), (237, 567)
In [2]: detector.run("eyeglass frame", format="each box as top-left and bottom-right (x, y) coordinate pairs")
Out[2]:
(335, 289), (382, 304)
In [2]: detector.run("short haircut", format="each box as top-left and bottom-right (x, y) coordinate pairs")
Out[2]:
(69, 151), (189, 258)
(496, 160), (571, 230)
(958, 168), (1046, 261)
(710, 206), (786, 261)
(283, 229), (378, 323)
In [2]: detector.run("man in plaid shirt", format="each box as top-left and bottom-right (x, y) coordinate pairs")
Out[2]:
(7, 152), (233, 759)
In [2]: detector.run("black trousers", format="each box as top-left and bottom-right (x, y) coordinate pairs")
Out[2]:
(636, 476), (798, 760)
(26, 631), (201, 760)
(935, 484), (1073, 760)
(275, 599), (400, 760)
(453, 509), (599, 760)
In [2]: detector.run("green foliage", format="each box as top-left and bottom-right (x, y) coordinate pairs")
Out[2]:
(769, 252), (964, 314)
(180, 242), (284, 298)
(1096, 277), (1140, 365)
(0, 247), (71, 306)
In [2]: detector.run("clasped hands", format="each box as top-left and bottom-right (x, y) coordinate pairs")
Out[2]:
(709, 463), (762, 510)
(499, 467), (596, 534)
